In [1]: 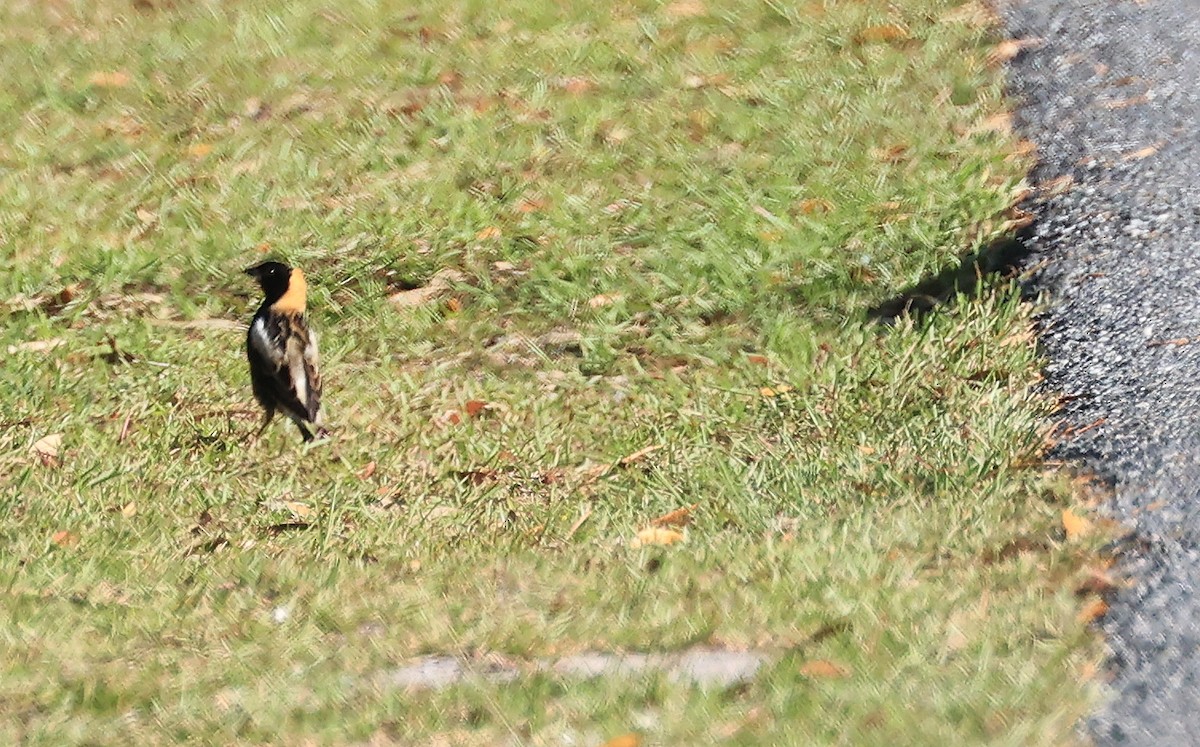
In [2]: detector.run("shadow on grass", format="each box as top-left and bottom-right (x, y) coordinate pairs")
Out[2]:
(867, 223), (1036, 324)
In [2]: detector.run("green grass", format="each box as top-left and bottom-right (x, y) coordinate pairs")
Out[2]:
(0, 0), (1102, 744)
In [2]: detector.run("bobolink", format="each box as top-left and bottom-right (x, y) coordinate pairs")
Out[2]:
(244, 261), (326, 442)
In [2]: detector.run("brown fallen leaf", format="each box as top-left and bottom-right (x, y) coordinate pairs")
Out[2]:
(4, 284), (80, 315)
(88, 71), (131, 88)
(243, 97), (269, 120)
(986, 37), (1041, 66)
(588, 293), (622, 309)
(464, 399), (488, 418)
(558, 77), (594, 96)
(854, 24), (910, 44)
(799, 659), (851, 678)
(944, 624), (969, 653)
(760, 385), (794, 397)
(1077, 597), (1108, 624)
(388, 269), (466, 309)
(796, 197), (834, 215)
(117, 412), (133, 444)
(7, 338), (64, 355)
(603, 199), (639, 215)
(1002, 206), (1036, 231)
(187, 143), (213, 159)
(476, 226), (502, 240)
(1078, 660), (1099, 682)
(121, 501), (138, 519)
(1006, 184), (1035, 207)
(601, 734), (642, 747)
(650, 503), (698, 528)
(631, 526), (685, 548)
(454, 467), (503, 485)
(1040, 175), (1075, 197)
(437, 70), (464, 90)
(278, 91), (314, 118)
(747, 353), (769, 366)
(599, 121), (632, 145)
(1009, 139), (1038, 158)
(32, 433), (63, 466)
(57, 283), (80, 303)
(1065, 417), (1107, 438)
(51, 530), (79, 548)
(871, 144), (909, 163)
(515, 197), (546, 213)
(972, 112), (1014, 137)
(619, 444), (664, 466)
(282, 501), (314, 519)
(1075, 568), (1118, 596)
(987, 40), (1023, 66)
(999, 326), (1036, 348)
(1146, 336), (1200, 349)
(357, 461), (377, 480)
(664, 0), (706, 18)
(940, 0), (995, 28)
(1062, 509), (1092, 540)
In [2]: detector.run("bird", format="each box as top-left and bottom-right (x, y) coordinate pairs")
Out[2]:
(244, 260), (326, 442)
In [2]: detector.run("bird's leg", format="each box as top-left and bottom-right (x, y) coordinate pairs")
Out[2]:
(296, 421), (315, 442)
(255, 408), (275, 439)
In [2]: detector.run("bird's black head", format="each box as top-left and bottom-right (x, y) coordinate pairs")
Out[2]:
(244, 261), (293, 303)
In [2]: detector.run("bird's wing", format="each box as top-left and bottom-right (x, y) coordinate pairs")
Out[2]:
(250, 313), (320, 424)
(249, 316), (286, 367)
(284, 327), (321, 422)
(302, 329), (322, 423)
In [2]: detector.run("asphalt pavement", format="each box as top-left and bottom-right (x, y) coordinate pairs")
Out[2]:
(999, 1), (1200, 743)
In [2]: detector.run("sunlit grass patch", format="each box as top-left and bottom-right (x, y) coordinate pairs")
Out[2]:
(0, 0), (1102, 744)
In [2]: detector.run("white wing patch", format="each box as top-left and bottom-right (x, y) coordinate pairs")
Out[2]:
(250, 318), (284, 366)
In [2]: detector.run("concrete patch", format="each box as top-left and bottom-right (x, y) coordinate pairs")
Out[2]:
(378, 647), (771, 691)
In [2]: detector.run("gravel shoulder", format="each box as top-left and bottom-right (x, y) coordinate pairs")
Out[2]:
(999, 1), (1200, 743)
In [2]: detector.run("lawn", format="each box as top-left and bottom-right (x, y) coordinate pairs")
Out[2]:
(0, 0), (1103, 744)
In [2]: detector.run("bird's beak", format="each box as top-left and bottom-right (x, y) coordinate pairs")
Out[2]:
(243, 266), (259, 278)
